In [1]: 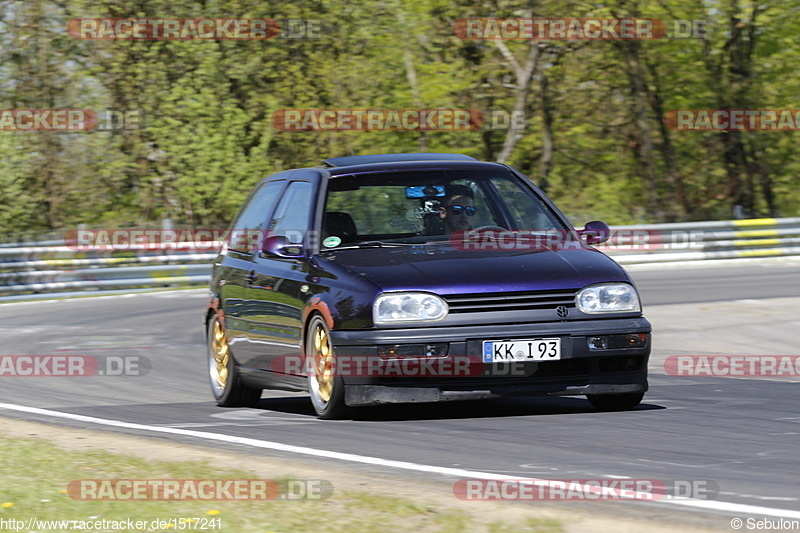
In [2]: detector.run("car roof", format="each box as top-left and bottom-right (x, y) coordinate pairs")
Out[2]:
(323, 153), (476, 167)
(319, 153), (510, 177)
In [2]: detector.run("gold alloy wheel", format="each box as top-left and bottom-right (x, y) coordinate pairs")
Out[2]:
(210, 320), (229, 392)
(311, 323), (334, 402)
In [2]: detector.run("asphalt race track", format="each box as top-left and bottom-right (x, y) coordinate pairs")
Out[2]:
(2, 260), (800, 526)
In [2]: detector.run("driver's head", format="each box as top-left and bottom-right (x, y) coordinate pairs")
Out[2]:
(439, 185), (476, 234)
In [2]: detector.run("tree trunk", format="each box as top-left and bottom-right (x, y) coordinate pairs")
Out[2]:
(397, 8), (427, 152)
(538, 48), (561, 192)
(702, 1), (764, 217)
(645, 60), (688, 220)
(495, 41), (540, 163)
(616, 40), (661, 220)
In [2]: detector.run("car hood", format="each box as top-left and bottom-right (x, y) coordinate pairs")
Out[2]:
(322, 245), (629, 294)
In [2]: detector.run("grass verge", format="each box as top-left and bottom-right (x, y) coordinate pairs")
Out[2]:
(0, 433), (563, 533)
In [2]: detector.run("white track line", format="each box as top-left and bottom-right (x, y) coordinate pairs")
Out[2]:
(1, 402), (798, 518)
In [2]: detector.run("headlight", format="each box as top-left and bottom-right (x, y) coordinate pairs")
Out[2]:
(374, 292), (448, 325)
(575, 283), (641, 314)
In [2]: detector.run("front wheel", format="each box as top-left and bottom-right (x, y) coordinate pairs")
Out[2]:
(306, 315), (352, 419)
(586, 392), (644, 411)
(207, 315), (261, 407)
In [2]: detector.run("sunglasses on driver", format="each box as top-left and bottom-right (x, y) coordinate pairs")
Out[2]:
(444, 205), (477, 216)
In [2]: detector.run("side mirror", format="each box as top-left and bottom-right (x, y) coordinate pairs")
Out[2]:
(261, 235), (305, 259)
(579, 220), (610, 245)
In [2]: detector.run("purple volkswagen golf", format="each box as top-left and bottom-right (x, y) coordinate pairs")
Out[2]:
(205, 153), (651, 418)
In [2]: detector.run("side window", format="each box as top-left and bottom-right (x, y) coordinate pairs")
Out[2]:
(326, 185), (420, 234)
(228, 180), (285, 252)
(267, 181), (314, 244)
(490, 177), (561, 230)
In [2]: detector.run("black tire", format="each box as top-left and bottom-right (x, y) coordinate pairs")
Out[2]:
(586, 392), (644, 411)
(207, 315), (261, 407)
(305, 315), (352, 419)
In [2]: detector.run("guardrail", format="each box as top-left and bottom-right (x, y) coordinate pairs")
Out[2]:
(1, 217), (799, 300)
(600, 216), (800, 264)
(0, 243), (217, 298)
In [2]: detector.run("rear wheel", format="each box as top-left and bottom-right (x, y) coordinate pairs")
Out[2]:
(306, 315), (351, 419)
(586, 392), (644, 411)
(207, 315), (261, 407)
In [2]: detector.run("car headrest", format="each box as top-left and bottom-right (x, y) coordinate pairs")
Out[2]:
(323, 212), (357, 243)
(423, 212), (445, 236)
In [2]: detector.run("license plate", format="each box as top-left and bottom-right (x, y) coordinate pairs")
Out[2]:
(483, 338), (561, 363)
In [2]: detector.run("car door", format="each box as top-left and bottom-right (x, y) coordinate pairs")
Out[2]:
(217, 178), (287, 362)
(240, 178), (318, 371)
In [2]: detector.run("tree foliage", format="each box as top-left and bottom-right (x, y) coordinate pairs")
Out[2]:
(0, 0), (798, 235)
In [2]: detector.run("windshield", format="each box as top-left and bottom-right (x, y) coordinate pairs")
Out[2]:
(320, 170), (570, 249)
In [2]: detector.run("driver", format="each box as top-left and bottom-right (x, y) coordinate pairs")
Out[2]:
(439, 185), (476, 235)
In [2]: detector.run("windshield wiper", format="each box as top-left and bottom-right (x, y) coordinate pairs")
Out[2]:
(322, 241), (417, 251)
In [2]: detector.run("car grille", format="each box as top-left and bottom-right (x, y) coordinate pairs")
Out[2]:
(443, 289), (578, 314)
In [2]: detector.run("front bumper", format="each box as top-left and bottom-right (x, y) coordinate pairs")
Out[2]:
(330, 317), (651, 407)
(345, 382), (646, 407)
